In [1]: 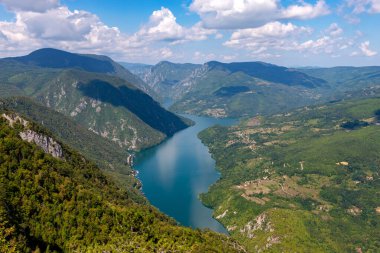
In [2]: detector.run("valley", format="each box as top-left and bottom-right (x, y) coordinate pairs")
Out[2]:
(134, 114), (237, 233)
(1, 48), (380, 253)
(198, 98), (380, 252)
(1, 0), (380, 252)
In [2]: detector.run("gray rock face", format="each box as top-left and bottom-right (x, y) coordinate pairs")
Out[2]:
(19, 130), (64, 159)
(2, 113), (64, 159)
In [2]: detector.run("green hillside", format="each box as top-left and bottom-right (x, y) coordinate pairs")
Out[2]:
(130, 61), (201, 100)
(5, 48), (156, 97)
(171, 63), (324, 118)
(0, 97), (144, 200)
(0, 51), (190, 150)
(0, 108), (243, 252)
(133, 60), (380, 118)
(199, 97), (380, 252)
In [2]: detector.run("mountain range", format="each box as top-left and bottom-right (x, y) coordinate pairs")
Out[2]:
(126, 60), (380, 118)
(0, 102), (242, 252)
(0, 48), (189, 151)
(1, 48), (380, 252)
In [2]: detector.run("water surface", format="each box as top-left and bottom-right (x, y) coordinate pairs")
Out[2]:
(134, 115), (236, 234)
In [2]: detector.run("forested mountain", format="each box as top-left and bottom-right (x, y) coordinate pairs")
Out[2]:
(5, 48), (155, 96)
(0, 107), (243, 252)
(128, 60), (380, 118)
(0, 49), (189, 150)
(125, 61), (201, 100)
(0, 97), (143, 198)
(199, 97), (380, 252)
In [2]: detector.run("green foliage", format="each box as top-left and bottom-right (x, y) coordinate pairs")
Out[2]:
(124, 61), (201, 100)
(199, 97), (380, 252)
(0, 115), (242, 252)
(0, 52), (190, 150)
(340, 120), (369, 130)
(167, 63), (380, 118)
(0, 97), (144, 201)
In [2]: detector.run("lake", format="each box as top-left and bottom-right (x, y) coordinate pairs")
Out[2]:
(134, 114), (237, 234)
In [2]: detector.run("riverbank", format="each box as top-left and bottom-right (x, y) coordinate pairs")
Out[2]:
(133, 114), (237, 234)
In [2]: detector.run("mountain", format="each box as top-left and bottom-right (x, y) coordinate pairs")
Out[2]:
(199, 97), (380, 252)
(119, 62), (152, 76)
(127, 60), (330, 118)
(0, 97), (142, 198)
(0, 107), (243, 252)
(299, 66), (380, 95)
(124, 61), (201, 100)
(0, 49), (190, 150)
(206, 61), (327, 88)
(169, 61), (327, 118)
(131, 60), (380, 119)
(5, 48), (156, 98)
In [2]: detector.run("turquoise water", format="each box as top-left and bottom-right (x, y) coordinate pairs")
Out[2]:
(134, 115), (237, 234)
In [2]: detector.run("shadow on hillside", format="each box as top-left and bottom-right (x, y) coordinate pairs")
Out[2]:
(78, 80), (187, 136)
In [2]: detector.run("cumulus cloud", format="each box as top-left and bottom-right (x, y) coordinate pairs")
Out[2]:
(0, 2), (215, 62)
(225, 22), (312, 51)
(189, 0), (330, 29)
(359, 41), (377, 56)
(0, 5), (128, 57)
(0, 0), (59, 13)
(281, 0), (330, 19)
(20, 7), (97, 41)
(134, 7), (216, 44)
(224, 22), (355, 58)
(346, 0), (380, 14)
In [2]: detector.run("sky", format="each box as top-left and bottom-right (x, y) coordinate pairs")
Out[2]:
(0, 0), (379, 66)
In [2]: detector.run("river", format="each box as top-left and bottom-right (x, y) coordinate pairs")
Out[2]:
(134, 114), (237, 234)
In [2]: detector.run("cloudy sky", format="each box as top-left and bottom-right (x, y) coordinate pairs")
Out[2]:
(0, 0), (379, 66)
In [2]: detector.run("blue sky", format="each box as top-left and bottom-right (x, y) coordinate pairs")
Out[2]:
(0, 0), (379, 66)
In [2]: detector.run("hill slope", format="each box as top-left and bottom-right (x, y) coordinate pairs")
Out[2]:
(199, 97), (380, 252)
(0, 110), (243, 252)
(170, 61), (326, 118)
(131, 60), (380, 118)
(126, 61), (201, 100)
(0, 97), (143, 199)
(0, 50), (189, 150)
(5, 48), (156, 97)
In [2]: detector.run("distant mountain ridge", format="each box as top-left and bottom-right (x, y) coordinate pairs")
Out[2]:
(125, 61), (201, 100)
(126, 60), (380, 118)
(6, 48), (156, 97)
(205, 61), (327, 88)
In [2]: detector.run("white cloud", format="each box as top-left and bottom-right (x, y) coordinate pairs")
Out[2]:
(225, 22), (312, 51)
(0, 0), (59, 13)
(0, 3), (214, 62)
(20, 7), (97, 41)
(0, 6), (127, 57)
(229, 22), (312, 40)
(281, 0), (330, 19)
(159, 47), (174, 58)
(225, 22), (356, 59)
(359, 41), (377, 56)
(189, 0), (330, 29)
(372, 0), (380, 12)
(325, 23), (343, 37)
(345, 0), (380, 14)
(136, 7), (185, 42)
(134, 7), (216, 44)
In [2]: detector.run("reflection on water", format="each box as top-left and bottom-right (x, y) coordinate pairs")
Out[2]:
(134, 115), (237, 234)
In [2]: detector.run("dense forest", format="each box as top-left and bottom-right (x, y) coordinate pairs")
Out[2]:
(0, 110), (243, 252)
(199, 98), (380, 252)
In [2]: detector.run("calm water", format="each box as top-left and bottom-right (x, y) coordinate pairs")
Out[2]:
(134, 115), (237, 234)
